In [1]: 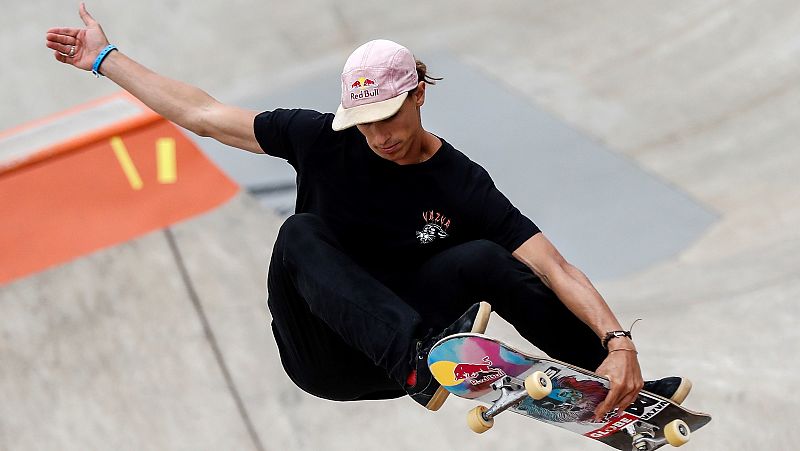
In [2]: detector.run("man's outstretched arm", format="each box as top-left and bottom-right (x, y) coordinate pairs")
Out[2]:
(46, 3), (263, 154)
(512, 233), (644, 419)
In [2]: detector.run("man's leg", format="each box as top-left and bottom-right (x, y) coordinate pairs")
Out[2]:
(408, 240), (607, 370)
(266, 213), (419, 399)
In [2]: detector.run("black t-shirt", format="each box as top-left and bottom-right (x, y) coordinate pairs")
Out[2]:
(253, 109), (540, 270)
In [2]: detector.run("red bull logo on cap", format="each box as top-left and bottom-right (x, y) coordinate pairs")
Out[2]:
(349, 77), (380, 102)
(350, 77), (377, 90)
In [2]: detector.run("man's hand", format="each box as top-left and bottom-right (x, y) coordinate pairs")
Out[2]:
(46, 3), (109, 71)
(593, 343), (644, 420)
(512, 235), (646, 420)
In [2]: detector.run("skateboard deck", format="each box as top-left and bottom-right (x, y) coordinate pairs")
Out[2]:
(428, 333), (711, 450)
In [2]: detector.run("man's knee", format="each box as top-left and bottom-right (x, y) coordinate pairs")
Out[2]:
(277, 213), (324, 241)
(274, 213), (327, 255)
(438, 240), (536, 297)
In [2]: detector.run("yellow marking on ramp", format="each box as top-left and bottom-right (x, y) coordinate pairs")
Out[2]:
(110, 136), (143, 190)
(156, 137), (177, 184)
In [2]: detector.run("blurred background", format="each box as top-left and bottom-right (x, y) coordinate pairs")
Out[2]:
(1, 1), (799, 450)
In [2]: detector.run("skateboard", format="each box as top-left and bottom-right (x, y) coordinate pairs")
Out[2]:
(427, 333), (711, 450)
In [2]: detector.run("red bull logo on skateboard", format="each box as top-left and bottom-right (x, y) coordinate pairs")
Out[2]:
(349, 77), (380, 101)
(453, 357), (506, 386)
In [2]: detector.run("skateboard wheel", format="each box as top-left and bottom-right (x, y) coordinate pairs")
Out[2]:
(524, 371), (552, 400)
(664, 419), (691, 447)
(466, 406), (494, 433)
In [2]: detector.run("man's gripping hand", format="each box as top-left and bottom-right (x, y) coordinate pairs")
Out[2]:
(46, 3), (109, 71)
(593, 339), (644, 421)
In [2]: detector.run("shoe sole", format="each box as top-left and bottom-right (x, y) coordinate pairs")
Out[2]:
(670, 378), (693, 405)
(425, 302), (492, 411)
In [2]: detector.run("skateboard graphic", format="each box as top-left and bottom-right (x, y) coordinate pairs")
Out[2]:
(427, 333), (711, 450)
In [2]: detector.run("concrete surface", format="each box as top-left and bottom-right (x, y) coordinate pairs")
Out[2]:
(3, 1), (800, 450)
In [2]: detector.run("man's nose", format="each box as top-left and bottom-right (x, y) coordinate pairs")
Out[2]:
(371, 123), (391, 143)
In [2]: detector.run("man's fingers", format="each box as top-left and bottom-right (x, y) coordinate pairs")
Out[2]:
(615, 393), (637, 414)
(613, 387), (636, 413)
(45, 32), (77, 50)
(594, 381), (619, 419)
(54, 50), (68, 64)
(46, 41), (74, 56)
(616, 381), (643, 413)
(610, 381), (642, 416)
(47, 27), (80, 37)
(595, 376), (637, 420)
(50, 27), (80, 35)
(46, 33), (76, 46)
(79, 2), (97, 27)
(594, 402), (610, 419)
(45, 40), (62, 52)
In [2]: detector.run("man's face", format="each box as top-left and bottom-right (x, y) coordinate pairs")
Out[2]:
(356, 83), (426, 165)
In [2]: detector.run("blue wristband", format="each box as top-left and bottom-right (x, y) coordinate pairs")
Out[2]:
(92, 44), (118, 78)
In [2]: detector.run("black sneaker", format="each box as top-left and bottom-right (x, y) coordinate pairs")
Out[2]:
(643, 377), (692, 404)
(405, 302), (491, 411)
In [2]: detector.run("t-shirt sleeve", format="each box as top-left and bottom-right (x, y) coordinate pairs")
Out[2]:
(252, 109), (333, 167)
(471, 167), (541, 252)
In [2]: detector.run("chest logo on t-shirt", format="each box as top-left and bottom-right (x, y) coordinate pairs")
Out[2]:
(416, 210), (451, 244)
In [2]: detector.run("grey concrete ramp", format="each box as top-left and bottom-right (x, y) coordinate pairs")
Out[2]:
(0, 195), (279, 450)
(4, 1), (800, 450)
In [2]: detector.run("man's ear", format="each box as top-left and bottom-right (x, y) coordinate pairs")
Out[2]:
(413, 81), (426, 107)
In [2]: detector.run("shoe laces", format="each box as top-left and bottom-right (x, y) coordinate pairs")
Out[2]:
(413, 328), (437, 364)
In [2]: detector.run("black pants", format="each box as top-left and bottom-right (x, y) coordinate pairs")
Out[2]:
(267, 214), (606, 402)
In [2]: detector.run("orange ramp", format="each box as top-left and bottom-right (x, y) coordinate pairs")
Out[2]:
(0, 93), (239, 285)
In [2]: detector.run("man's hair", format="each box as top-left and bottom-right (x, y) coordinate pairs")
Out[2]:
(410, 60), (443, 94)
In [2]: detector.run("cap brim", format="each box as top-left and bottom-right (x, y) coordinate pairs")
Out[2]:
(331, 92), (408, 131)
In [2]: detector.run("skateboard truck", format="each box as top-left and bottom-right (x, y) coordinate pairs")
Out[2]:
(624, 418), (691, 450)
(625, 421), (661, 451)
(466, 371), (552, 433)
(482, 376), (529, 420)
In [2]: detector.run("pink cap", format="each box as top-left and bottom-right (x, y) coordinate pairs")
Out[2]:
(331, 39), (419, 131)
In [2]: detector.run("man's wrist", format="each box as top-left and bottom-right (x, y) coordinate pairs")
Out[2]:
(92, 44), (118, 77)
(603, 333), (635, 350)
(608, 348), (638, 355)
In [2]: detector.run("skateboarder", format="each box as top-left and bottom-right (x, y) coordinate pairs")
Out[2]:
(46, 4), (691, 419)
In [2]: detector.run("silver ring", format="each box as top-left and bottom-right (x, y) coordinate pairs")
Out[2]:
(68, 45), (76, 57)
